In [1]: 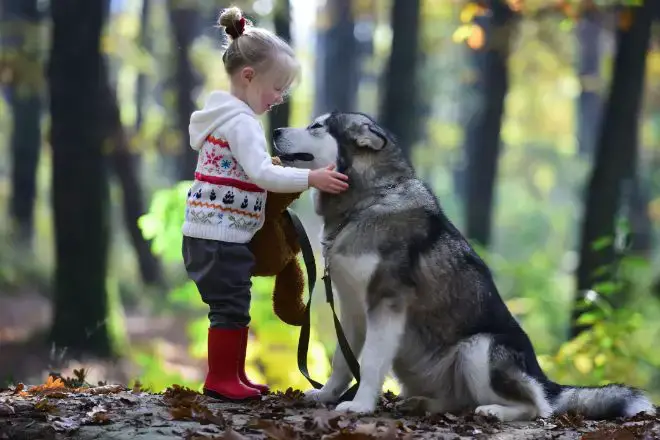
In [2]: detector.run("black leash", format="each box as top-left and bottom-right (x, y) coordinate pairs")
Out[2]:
(285, 208), (361, 402)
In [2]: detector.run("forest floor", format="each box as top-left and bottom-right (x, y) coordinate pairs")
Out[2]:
(1, 380), (660, 440)
(2, 293), (660, 439)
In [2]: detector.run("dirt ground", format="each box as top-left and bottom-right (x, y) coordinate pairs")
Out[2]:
(2, 293), (660, 439)
(1, 380), (660, 440)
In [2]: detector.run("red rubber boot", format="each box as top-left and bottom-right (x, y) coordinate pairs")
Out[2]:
(237, 327), (270, 394)
(203, 327), (261, 401)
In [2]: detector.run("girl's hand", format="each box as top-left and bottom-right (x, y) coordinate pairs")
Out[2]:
(308, 163), (349, 194)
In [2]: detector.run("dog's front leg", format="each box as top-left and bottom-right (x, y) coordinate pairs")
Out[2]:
(304, 278), (366, 403)
(335, 299), (406, 414)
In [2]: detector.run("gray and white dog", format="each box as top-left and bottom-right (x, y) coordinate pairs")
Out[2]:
(271, 111), (655, 422)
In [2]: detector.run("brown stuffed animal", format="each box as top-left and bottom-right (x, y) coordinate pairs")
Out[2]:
(248, 157), (307, 326)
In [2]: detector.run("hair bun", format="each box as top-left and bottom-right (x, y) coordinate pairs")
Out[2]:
(218, 6), (250, 40)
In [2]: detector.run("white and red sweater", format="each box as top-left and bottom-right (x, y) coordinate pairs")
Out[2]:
(182, 91), (310, 243)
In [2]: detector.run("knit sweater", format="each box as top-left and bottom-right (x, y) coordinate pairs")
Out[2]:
(182, 91), (310, 243)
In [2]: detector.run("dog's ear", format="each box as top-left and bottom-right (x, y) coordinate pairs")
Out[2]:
(354, 123), (387, 151)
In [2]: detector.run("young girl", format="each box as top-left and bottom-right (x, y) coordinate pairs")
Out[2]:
(182, 6), (349, 401)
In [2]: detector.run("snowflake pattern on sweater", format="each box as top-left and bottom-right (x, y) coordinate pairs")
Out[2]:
(182, 132), (267, 243)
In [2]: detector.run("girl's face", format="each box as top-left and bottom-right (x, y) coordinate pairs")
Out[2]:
(247, 76), (285, 115)
(234, 57), (296, 115)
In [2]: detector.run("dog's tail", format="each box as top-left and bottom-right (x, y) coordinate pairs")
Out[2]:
(547, 381), (655, 419)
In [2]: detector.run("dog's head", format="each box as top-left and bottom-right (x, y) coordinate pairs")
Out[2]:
(271, 112), (397, 178)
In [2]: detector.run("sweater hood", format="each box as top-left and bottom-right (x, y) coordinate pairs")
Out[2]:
(189, 91), (255, 151)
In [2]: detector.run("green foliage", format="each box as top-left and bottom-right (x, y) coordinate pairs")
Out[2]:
(106, 276), (130, 357)
(131, 344), (199, 393)
(138, 181), (191, 263)
(540, 253), (660, 401)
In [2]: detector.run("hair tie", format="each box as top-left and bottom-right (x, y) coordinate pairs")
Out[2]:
(227, 16), (247, 39)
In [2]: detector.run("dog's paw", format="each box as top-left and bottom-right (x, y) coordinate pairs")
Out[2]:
(475, 404), (506, 421)
(396, 396), (431, 415)
(304, 388), (338, 404)
(335, 400), (375, 414)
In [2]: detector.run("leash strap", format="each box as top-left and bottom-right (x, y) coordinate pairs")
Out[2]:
(286, 208), (361, 402)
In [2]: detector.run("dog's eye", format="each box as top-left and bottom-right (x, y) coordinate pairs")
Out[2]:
(308, 122), (323, 130)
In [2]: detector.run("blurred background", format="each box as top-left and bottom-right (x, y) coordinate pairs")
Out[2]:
(1, 0), (660, 402)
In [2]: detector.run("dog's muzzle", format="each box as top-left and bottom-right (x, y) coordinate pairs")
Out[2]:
(276, 153), (315, 162)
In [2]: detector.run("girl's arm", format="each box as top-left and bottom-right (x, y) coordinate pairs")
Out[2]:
(224, 114), (310, 193)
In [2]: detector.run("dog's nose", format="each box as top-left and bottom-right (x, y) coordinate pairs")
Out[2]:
(272, 128), (283, 140)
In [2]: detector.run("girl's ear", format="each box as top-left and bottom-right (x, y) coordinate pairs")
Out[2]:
(240, 66), (255, 84)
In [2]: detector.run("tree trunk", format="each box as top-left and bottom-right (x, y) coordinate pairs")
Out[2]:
(576, 8), (603, 159)
(48, 0), (113, 358)
(135, 0), (151, 131)
(103, 82), (164, 286)
(379, 0), (421, 160)
(461, 0), (514, 248)
(313, 0), (359, 116)
(4, 0), (44, 247)
(267, 0), (292, 147)
(626, 176), (653, 256)
(168, 0), (201, 182)
(570, 3), (653, 338)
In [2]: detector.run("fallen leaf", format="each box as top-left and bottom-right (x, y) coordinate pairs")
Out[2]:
(250, 419), (299, 440)
(321, 432), (375, 440)
(120, 395), (139, 405)
(170, 406), (194, 420)
(168, 399), (225, 428)
(203, 409), (226, 427)
(220, 428), (249, 440)
(11, 383), (25, 395)
(554, 412), (585, 429)
(91, 411), (112, 424)
(50, 416), (81, 433)
(185, 428), (250, 440)
(84, 405), (112, 425)
(35, 398), (58, 413)
(30, 376), (66, 394)
(72, 368), (87, 383)
(307, 409), (342, 431)
(581, 426), (637, 440)
(83, 384), (125, 395)
(353, 423), (379, 435)
(44, 391), (69, 398)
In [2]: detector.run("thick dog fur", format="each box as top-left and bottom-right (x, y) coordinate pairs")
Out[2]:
(271, 112), (656, 422)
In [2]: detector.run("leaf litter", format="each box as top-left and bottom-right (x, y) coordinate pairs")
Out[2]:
(0, 380), (658, 439)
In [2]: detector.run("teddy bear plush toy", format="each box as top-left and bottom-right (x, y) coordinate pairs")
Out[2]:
(248, 157), (307, 326)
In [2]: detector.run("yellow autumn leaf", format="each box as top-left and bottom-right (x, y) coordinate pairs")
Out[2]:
(573, 354), (593, 374)
(459, 2), (482, 23)
(452, 24), (474, 43)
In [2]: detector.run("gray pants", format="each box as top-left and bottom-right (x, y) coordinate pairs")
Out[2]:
(182, 236), (254, 329)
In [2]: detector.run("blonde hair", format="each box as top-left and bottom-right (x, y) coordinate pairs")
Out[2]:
(218, 6), (299, 90)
